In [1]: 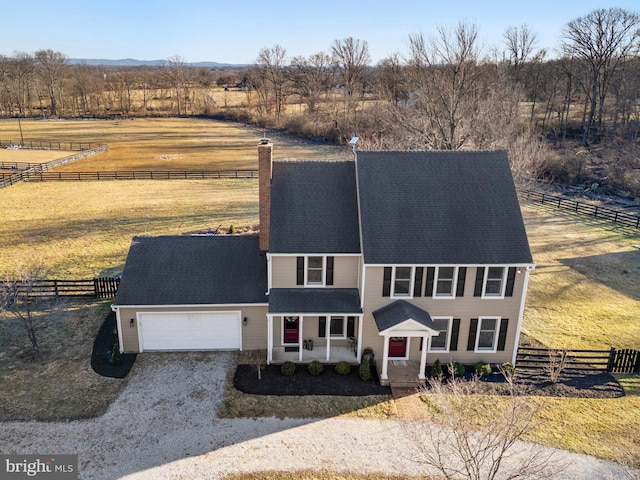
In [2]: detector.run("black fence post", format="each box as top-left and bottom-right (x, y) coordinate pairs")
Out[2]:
(606, 347), (616, 372)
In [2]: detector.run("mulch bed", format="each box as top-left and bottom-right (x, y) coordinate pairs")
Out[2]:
(234, 364), (392, 396)
(91, 311), (137, 378)
(234, 364), (624, 398)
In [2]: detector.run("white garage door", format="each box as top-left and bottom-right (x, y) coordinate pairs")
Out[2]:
(138, 311), (241, 351)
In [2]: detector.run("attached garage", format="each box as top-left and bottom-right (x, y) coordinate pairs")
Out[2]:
(138, 311), (241, 351)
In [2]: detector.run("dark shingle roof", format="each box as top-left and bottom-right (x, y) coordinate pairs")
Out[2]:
(268, 288), (362, 314)
(373, 300), (437, 332)
(269, 161), (360, 254)
(356, 151), (533, 265)
(113, 235), (267, 306)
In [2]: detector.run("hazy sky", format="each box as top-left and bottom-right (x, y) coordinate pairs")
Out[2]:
(1, 0), (638, 64)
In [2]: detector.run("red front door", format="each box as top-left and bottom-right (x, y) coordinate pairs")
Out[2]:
(389, 337), (407, 357)
(284, 316), (299, 344)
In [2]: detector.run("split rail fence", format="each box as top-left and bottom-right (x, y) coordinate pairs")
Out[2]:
(1, 169), (259, 181)
(516, 346), (640, 374)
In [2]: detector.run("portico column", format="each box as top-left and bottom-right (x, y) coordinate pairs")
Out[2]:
(381, 335), (390, 380)
(267, 315), (273, 364)
(419, 335), (428, 380)
(299, 316), (304, 362)
(325, 316), (331, 361)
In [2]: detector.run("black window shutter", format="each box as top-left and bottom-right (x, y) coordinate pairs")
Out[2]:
(382, 267), (392, 297)
(413, 267), (424, 297)
(296, 257), (304, 285)
(497, 318), (509, 351)
(505, 267), (517, 297)
(467, 318), (478, 351)
(326, 256), (334, 286)
(456, 267), (467, 297)
(450, 318), (460, 351)
(347, 316), (355, 337)
(318, 316), (326, 337)
(425, 267), (435, 297)
(474, 267), (485, 297)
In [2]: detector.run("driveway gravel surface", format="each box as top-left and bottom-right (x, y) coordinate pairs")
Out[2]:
(0, 352), (632, 479)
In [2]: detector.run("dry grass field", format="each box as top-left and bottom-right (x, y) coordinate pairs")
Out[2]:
(0, 148), (74, 165)
(0, 117), (348, 172)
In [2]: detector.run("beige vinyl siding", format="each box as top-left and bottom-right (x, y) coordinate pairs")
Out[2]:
(270, 255), (361, 288)
(116, 305), (268, 353)
(362, 266), (527, 368)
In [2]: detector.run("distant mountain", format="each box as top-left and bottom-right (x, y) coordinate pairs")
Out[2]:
(68, 58), (243, 67)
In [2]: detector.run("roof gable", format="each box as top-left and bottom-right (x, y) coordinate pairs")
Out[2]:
(373, 300), (438, 333)
(356, 151), (533, 265)
(269, 160), (360, 254)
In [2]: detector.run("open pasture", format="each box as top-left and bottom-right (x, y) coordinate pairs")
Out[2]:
(0, 118), (348, 172)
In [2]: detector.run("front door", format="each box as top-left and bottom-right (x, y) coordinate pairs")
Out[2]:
(389, 337), (407, 357)
(284, 316), (299, 344)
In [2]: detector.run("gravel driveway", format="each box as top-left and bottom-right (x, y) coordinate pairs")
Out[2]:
(0, 352), (631, 479)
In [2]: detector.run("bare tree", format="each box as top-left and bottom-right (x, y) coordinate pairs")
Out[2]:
(504, 24), (539, 77)
(562, 8), (640, 146)
(255, 44), (288, 125)
(34, 49), (67, 117)
(166, 55), (188, 115)
(375, 53), (409, 107)
(289, 52), (333, 113)
(0, 263), (65, 357)
(406, 375), (558, 480)
(331, 37), (370, 129)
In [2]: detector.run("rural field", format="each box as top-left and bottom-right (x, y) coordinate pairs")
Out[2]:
(0, 117), (639, 466)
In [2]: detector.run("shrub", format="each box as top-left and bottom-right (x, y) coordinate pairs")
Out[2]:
(450, 362), (465, 378)
(430, 359), (442, 378)
(108, 343), (121, 366)
(228, 224), (236, 234)
(501, 362), (517, 379)
(280, 361), (296, 376)
(359, 357), (372, 381)
(335, 361), (351, 375)
(307, 360), (324, 376)
(474, 361), (492, 377)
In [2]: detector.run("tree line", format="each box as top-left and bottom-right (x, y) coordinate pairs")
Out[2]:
(1, 8), (639, 189)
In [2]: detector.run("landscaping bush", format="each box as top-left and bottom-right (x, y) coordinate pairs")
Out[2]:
(430, 359), (442, 378)
(450, 361), (465, 378)
(108, 343), (121, 366)
(228, 224), (236, 234)
(501, 362), (517, 379)
(307, 360), (324, 376)
(280, 361), (296, 376)
(474, 361), (492, 377)
(359, 357), (372, 381)
(335, 361), (351, 375)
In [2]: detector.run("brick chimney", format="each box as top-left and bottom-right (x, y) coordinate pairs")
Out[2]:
(258, 138), (272, 253)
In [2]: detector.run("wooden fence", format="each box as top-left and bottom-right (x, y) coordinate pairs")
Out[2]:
(520, 189), (640, 229)
(14, 169), (259, 181)
(1, 277), (120, 299)
(0, 140), (98, 151)
(516, 347), (640, 374)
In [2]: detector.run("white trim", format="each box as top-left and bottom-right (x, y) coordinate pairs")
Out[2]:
(378, 318), (440, 336)
(329, 316), (347, 339)
(267, 253), (273, 291)
(356, 312), (364, 362)
(267, 314), (273, 364)
(114, 307), (124, 353)
(366, 262), (535, 268)
(428, 316), (453, 353)
(512, 266), (533, 364)
(299, 316), (304, 361)
(433, 266), (458, 298)
(481, 266), (508, 299)
(475, 316), (502, 353)
(390, 265), (414, 298)
(137, 310), (242, 352)
(360, 262), (366, 309)
(305, 255), (326, 287)
(268, 253), (361, 257)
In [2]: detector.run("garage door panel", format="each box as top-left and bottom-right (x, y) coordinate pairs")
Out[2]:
(139, 312), (241, 351)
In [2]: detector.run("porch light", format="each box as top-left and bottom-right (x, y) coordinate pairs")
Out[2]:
(130, 318), (135, 328)
(243, 317), (248, 326)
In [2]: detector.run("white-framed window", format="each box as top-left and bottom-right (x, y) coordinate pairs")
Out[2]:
(429, 317), (452, 352)
(329, 316), (346, 338)
(392, 266), (414, 297)
(475, 317), (501, 352)
(483, 266), (506, 298)
(306, 256), (324, 285)
(434, 266), (457, 298)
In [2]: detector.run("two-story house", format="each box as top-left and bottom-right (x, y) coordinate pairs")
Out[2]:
(112, 140), (534, 385)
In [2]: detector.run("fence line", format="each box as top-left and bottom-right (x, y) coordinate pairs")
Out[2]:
(519, 189), (640, 229)
(17, 169), (259, 181)
(1, 277), (119, 299)
(516, 346), (640, 374)
(0, 140), (98, 151)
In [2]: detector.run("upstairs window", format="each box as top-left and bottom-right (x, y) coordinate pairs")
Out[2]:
(484, 267), (505, 296)
(307, 256), (324, 285)
(393, 267), (412, 296)
(296, 256), (334, 287)
(435, 267), (456, 297)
